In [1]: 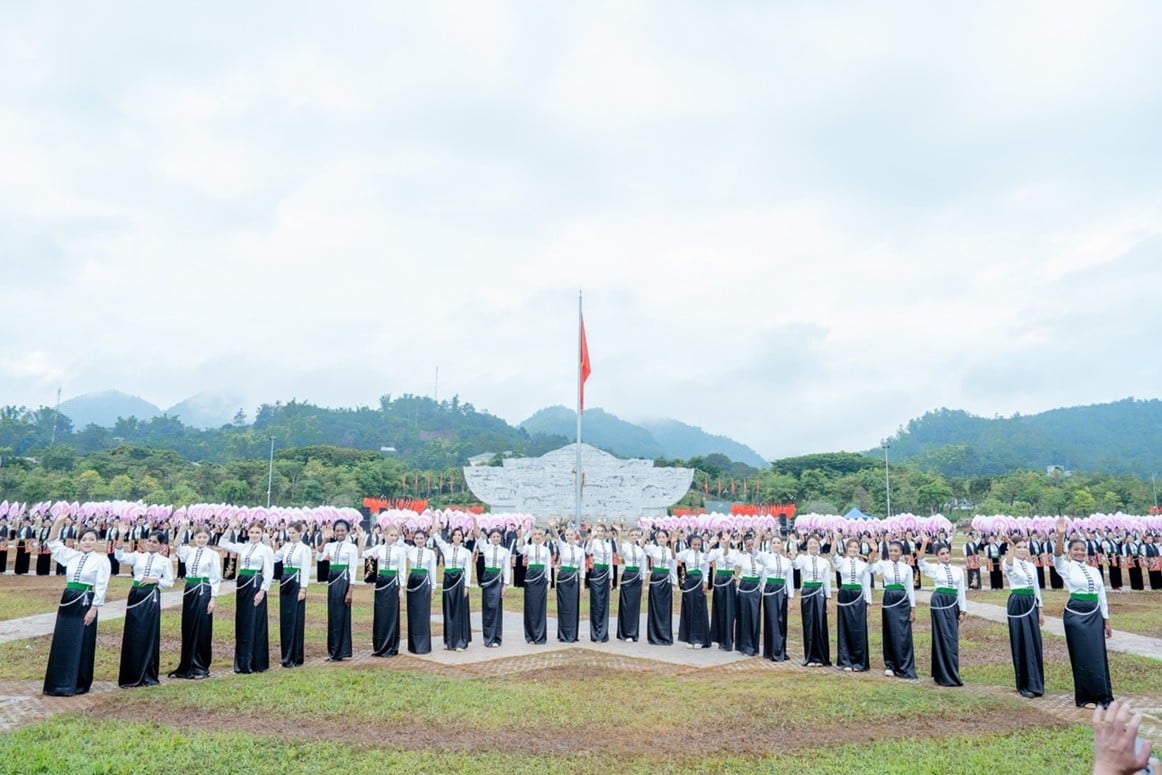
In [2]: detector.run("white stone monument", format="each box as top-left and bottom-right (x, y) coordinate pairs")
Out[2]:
(463, 443), (694, 519)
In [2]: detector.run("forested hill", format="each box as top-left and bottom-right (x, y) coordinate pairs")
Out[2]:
(875, 398), (1162, 476)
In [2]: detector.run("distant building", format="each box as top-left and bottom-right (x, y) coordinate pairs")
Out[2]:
(467, 452), (496, 467)
(1046, 465), (1071, 477)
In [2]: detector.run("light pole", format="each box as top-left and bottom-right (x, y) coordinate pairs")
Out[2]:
(1152, 473), (1158, 513)
(882, 441), (892, 518)
(266, 436), (276, 508)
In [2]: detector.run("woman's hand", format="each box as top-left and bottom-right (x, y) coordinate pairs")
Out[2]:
(83, 608), (97, 626)
(298, 589), (306, 602)
(253, 590), (265, 607)
(1104, 620), (1113, 639)
(207, 600), (216, 614)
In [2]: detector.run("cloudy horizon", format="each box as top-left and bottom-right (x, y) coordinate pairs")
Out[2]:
(3, 2), (1161, 460)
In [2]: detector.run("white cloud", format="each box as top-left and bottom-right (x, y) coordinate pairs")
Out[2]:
(1, 1), (1161, 460)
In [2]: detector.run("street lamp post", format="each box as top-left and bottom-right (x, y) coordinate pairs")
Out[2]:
(1152, 473), (1158, 513)
(266, 436), (276, 508)
(882, 441), (892, 518)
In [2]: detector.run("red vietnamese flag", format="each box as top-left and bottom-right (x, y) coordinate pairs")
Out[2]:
(579, 315), (592, 413)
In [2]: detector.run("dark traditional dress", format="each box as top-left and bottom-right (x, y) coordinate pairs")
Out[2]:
(871, 559), (917, 679)
(276, 541), (312, 667)
(43, 542), (110, 696)
(219, 539), (274, 674)
(407, 545), (436, 654)
(677, 549), (711, 648)
(919, 559), (964, 687)
(521, 541), (551, 645)
(834, 556), (870, 672)
(710, 547), (737, 651)
(1001, 558), (1044, 697)
(170, 545), (221, 679)
(794, 554), (832, 666)
(616, 544), (646, 642)
(435, 539), (474, 651)
(115, 550), (174, 688)
(759, 553), (792, 661)
(555, 542), (584, 643)
(587, 539), (614, 642)
(1054, 555), (1113, 707)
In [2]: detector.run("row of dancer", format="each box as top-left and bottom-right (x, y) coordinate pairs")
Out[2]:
(39, 515), (1115, 710)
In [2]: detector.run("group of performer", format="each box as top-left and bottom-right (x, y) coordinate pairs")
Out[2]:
(32, 511), (1119, 710)
(963, 529), (1162, 591)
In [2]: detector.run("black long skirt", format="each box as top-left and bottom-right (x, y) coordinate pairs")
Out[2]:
(881, 589), (917, 679)
(616, 569), (643, 641)
(107, 551), (119, 577)
(1128, 564), (1144, 590)
(279, 571), (306, 666)
(1149, 567), (1162, 590)
(988, 566), (1004, 590)
(1108, 563), (1122, 590)
(14, 545), (30, 575)
(442, 570), (471, 650)
(711, 574), (736, 651)
(761, 581), (788, 661)
(326, 568), (353, 660)
(0, 549), (6, 574)
(43, 588), (98, 696)
(647, 570), (673, 645)
(929, 592), (962, 687)
(170, 580), (213, 678)
(1063, 599), (1113, 707)
(836, 588), (869, 671)
(36, 551), (51, 576)
(234, 574), (269, 673)
(406, 571), (432, 654)
(480, 569), (504, 646)
(799, 586), (830, 666)
(119, 585), (161, 687)
(1035, 565), (1046, 589)
(734, 579), (760, 656)
(1006, 593), (1044, 696)
(678, 572), (711, 647)
(372, 573), (401, 656)
(523, 566), (548, 644)
(556, 569), (580, 643)
(1050, 564), (1066, 589)
(589, 567), (611, 642)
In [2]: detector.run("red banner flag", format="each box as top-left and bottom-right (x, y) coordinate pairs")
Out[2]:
(580, 314), (592, 413)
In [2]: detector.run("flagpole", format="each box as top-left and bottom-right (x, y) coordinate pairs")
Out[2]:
(575, 290), (583, 528)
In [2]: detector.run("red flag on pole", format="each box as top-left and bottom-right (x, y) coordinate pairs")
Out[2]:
(579, 315), (592, 413)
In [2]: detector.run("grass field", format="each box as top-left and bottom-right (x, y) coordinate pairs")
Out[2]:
(0, 572), (1158, 775)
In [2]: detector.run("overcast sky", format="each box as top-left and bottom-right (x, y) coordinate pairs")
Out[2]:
(2, 2), (1160, 460)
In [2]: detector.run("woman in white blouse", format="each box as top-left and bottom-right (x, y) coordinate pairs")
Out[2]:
(113, 529), (175, 688)
(616, 529), (647, 643)
(220, 520), (275, 674)
(758, 539), (794, 662)
(917, 535), (966, 687)
(170, 521), (222, 679)
(364, 525), (409, 656)
(585, 524), (615, 643)
(273, 520), (313, 666)
(708, 532), (739, 651)
(1001, 536), (1045, 698)
(644, 529), (676, 646)
(518, 525), (552, 644)
(831, 534), (871, 672)
(733, 534), (764, 657)
(869, 541), (917, 679)
(317, 520), (362, 661)
(676, 534), (711, 649)
(1053, 516), (1113, 708)
(793, 535), (832, 667)
(42, 516), (111, 697)
(434, 525), (475, 651)
(478, 527), (513, 647)
(406, 529), (438, 654)
(553, 526), (584, 644)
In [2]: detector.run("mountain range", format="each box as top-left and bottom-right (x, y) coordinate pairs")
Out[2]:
(59, 390), (246, 430)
